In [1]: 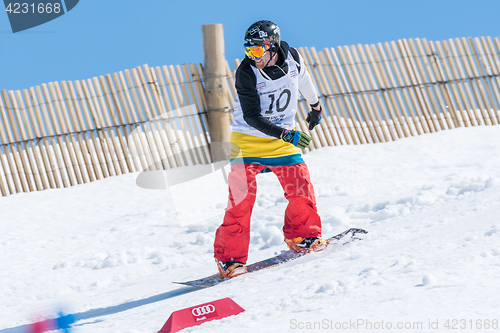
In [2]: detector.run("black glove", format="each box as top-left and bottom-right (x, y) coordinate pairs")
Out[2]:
(281, 130), (311, 149)
(306, 106), (322, 130)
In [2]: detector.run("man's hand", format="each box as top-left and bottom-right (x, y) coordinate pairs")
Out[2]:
(281, 130), (311, 149)
(306, 106), (322, 130)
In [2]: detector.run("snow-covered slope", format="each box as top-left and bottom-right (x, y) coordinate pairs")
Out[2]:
(1, 126), (500, 333)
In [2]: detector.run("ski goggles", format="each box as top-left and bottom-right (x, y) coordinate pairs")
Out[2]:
(244, 45), (268, 59)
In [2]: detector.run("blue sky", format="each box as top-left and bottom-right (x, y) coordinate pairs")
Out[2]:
(1, 0), (500, 91)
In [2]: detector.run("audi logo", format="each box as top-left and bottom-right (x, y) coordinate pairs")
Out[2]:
(192, 304), (216, 317)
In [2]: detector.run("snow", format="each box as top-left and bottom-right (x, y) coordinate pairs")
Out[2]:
(1, 125), (500, 333)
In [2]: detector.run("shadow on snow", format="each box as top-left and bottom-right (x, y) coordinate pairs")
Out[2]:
(0, 286), (198, 333)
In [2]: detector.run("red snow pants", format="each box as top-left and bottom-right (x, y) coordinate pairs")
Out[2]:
(214, 162), (321, 264)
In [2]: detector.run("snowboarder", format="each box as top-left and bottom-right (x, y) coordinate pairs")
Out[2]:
(214, 20), (326, 278)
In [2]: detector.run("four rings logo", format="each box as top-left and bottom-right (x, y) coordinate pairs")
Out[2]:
(157, 298), (243, 330)
(191, 304), (217, 321)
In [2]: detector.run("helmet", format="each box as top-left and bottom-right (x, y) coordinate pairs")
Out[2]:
(244, 20), (281, 54)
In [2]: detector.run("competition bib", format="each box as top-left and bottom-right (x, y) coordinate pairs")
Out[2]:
(232, 53), (300, 138)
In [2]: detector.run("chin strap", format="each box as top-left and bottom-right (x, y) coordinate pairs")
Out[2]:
(264, 45), (278, 68)
(264, 51), (274, 68)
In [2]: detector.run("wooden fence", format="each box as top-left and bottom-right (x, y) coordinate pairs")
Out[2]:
(1, 36), (500, 196)
(285, 36), (500, 150)
(0, 63), (235, 196)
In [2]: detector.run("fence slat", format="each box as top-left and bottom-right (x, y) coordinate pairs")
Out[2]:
(115, 71), (152, 172)
(99, 75), (135, 173)
(318, 50), (359, 144)
(9, 90), (39, 191)
(0, 142), (15, 196)
(363, 44), (404, 139)
(189, 63), (212, 159)
(420, 39), (461, 128)
(447, 39), (486, 125)
(455, 38), (493, 125)
(2, 89), (31, 192)
(383, 42), (423, 135)
(389, 41), (430, 134)
(464, 37), (499, 125)
(60, 81), (95, 183)
(323, 48), (368, 143)
(459, 37), (495, 125)
(0, 91), (20, 195)
(7, 89), (34, 192)
(64, 82), (98, 182)
(478, 37), (500, 102)
(331, 47), (372, 143)
(163, 65), (197, 165)
(41, 83), (77, 187)
(91, 77), (128, 175)
(375, 43), (416, 136)
(181, 64), (211, 164)
(398, 40), (439, 133)
(75, 80), (110, 179)
(13, 90), (45, 191)
(434, 41), (475, 126)
(108, 73), (144, 173)
(53, 82), (89, 184)
(451, 39), (485, 125)
(123, 68), (160, 171)
(482, 37), (500, 122)
(224, 60), (236, 124)
(0, 153), (8, 196)
(405, 39), (447, 131)
(0, 162), (7, 196)
(22, 88), (53, 189)
(49, 82), (85, 184)
(366, 44), (408, 138)
(338, 45), (385, 143)
(29, 87), (62, 188)
(183, 64), (207, 138)
(355, 44), (397, 141)
(141, 64), (185, 168)
(310, 47), (350, 145)
(299, 47), (337, 147)
(174, 65), (209, 164)
(303, 47), (340, 146)
(131, 67), (174, 170)
(121, 70), (158, 172)
(83, 78), (120, 176)
(171, 65), (203, 164)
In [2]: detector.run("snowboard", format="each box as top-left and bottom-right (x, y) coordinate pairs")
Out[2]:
(173, 228), (368, 288)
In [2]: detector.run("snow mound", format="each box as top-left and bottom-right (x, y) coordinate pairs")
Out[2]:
(1, 126), (500, 332)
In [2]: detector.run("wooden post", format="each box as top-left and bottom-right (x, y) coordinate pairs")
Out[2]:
(202, 24), (231, 162)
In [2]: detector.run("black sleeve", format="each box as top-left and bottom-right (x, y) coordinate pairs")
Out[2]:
(289, 47), (302, 73)
(235, 60), (284, 139)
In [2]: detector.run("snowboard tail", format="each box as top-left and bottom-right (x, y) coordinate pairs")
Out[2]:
(173, 228), (367, 288)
